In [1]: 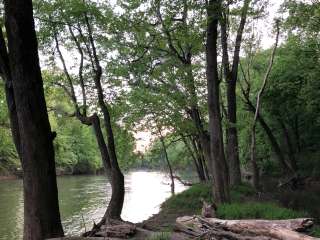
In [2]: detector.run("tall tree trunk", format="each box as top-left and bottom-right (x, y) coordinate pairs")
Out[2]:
(206, 0), (230, 203)
(226, 90), (242, 185)
(84, 10), (125, 222)
(3, 0), (64, 239)
(220, 0), (250, 186)
(185, 61), (212, 180)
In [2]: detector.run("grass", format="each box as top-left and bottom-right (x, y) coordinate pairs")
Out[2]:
(154, 183), (320, 237)
(161, 183), (306, 219)
(217, 202), (305, 220)
(147, 232), (171, 240)
(310, 225), (320, 237)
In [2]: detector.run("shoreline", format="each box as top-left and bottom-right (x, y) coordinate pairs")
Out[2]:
(0, 175), (18, 181)
(0, 168), (171, 182)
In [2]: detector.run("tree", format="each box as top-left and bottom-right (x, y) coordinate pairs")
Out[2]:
(249, 21), (280, 189)
(219, 0), (251, 186)
(35, 0), (125, 228)
(115, 0), (211, 182)
(0, 0), (64, 239)
(206, 0), (230, 203)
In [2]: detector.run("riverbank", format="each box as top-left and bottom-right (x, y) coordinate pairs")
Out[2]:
(140, 183), (320, 239)
(0, 175), (18, 181)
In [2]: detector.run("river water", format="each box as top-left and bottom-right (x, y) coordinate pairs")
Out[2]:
(0, 171), (187, 239)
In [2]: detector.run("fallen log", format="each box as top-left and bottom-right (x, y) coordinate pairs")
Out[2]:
(175, 216), (317, 240)
(95, 222), (136, 238)
(201, 217), (314, 232)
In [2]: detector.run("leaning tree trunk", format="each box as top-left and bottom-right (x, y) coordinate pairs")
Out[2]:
(245, 99), (294, 175)
(90, 114), (125, 222)
(53, 18), (125, 224)
(250, 21), (280, 190)
(3, 0), (64, 239)
(84, 9), (125, 222)
(94, 76), (125, 222)
(157, 126), (175, 194)
(206, 0), (230, 203)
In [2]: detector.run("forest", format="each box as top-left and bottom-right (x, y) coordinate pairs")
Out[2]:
(0, 0), (319, 240)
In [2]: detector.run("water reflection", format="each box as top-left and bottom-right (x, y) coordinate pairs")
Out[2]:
(0, 171), (187, 239)
(0, 179), (23, 239)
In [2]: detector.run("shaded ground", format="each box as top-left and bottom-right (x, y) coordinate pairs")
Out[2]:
(139, 182), (320, 238)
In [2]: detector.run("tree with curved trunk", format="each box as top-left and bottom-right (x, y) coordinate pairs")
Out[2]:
(35, 0), (125, 229)
(0, 0), (64, 239)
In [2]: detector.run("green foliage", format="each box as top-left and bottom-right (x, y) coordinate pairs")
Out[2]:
(0, 127), (19, 174)
(310, 225), (320, 238)
(161, 184), (212, 213)
(0, 86), (19, 174)
(161, 183), (306, 221)
(217, 203), (305, 220)
(142, 136), (194, 171)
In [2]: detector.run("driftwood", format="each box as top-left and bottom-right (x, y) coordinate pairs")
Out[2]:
(175, 216), (317, 240)
(173, 175), (193, 186)
(47, 227), (156, 240)
(94, 222), (136, 238)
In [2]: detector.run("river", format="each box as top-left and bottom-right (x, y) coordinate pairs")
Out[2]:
(0, 171), (187, 240)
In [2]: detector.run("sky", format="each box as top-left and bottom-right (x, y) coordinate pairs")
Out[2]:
(260, 0), (285, 48)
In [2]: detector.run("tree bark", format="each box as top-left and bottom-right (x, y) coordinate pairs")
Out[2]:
(90, 114), (125, 222)
(3, 0), (64, 239)
(206, 0), (230, 203)
(53, 22), (125, 224)
(220, 0), (250, 186)
(187, 107), (211, 181)
(84, 11), (125, 221)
